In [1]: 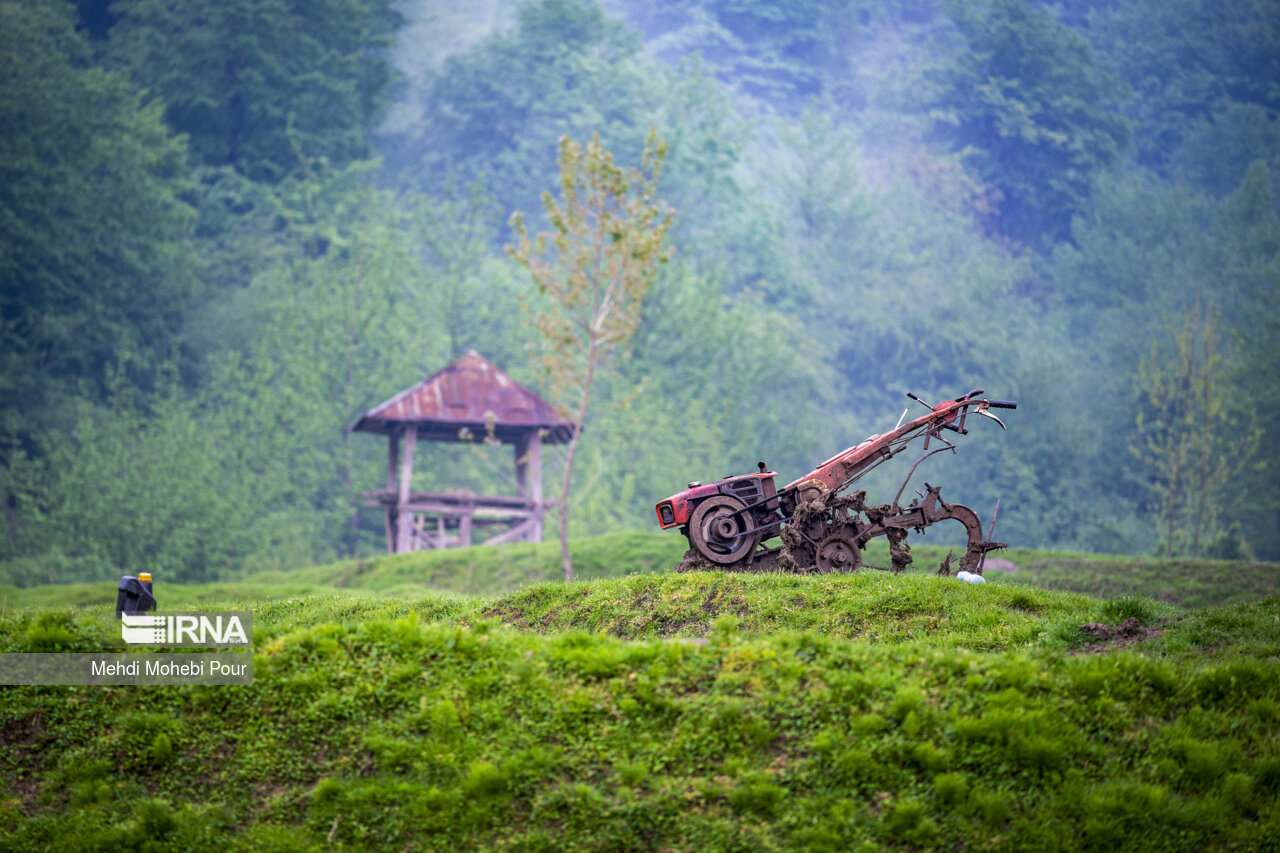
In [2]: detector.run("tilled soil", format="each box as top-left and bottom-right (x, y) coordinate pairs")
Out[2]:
(1075, 616), (1164, 653)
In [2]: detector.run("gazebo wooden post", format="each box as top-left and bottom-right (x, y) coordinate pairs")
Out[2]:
(395, 425), (417, 553)
(515, 434), (530, 499)
(459, 513), (472, 547)
(385, 430), (401, 553)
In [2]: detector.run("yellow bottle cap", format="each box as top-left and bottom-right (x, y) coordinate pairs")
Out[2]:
(139, 573), (152, 582)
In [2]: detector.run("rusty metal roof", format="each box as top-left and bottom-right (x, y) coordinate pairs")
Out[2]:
(351, 351), (574, 444)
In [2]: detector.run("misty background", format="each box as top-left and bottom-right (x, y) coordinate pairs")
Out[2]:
(2, 0), (1277, 584)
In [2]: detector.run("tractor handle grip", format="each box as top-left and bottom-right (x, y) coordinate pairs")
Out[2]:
(986, 400), (1017, 409)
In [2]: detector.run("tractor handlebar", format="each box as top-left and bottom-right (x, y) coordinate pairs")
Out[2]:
(985, 400), (1017, 410)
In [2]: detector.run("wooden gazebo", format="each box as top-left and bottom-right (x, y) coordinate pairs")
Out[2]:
(352, 351), (574, 553)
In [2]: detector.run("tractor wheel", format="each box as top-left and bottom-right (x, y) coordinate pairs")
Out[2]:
(689, 496), (757, 565)
(815, 535), (861, 573)
(794, 479), (829, 507)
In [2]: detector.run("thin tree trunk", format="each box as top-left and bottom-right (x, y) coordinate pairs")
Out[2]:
(559, 338), (599, 582)
(558, 434), (578, 582)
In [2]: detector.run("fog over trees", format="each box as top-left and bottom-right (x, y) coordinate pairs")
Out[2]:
(3, 0), (1277, 583)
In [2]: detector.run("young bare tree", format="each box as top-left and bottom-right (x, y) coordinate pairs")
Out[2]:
(508, 131), (673, 581)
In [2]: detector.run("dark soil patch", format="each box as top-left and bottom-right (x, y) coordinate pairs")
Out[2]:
(658, 618), (713, 636)
(631, 587), (655, 611)
(699, 586), (721, 615)
(481, 604), (530, 628)
(10, 774), (40, 816)
(1075, 617), (1164, 653)
(2, 711), (47, 815)
(0, 709), (45, 748)
(673, 550), (716, 573)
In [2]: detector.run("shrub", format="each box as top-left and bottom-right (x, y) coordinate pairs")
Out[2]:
(1101, 596), (1158, 625)
(1255, 757), (1280, 793)
(727, 775), (786, 817)
(148, 732), (173, 766)
(1193, 659), (1273, 706)
(890, 687), (926, 722)
(1220, 772), (1254, 815)
(134, 797), (178, 840)
(1004, 590), (1042, 612)
(1170, 739), (1227, 787)
(614, 759), (648, 787)
(463, 760), (508, 798)
(933, 772), (968, 806)
(910, 742), (949, 773)
(971, 790), (1013, 828)
(1014, 735), (1065, 773)
(22, 612), (83, 652)
(882, 798), (938, 846)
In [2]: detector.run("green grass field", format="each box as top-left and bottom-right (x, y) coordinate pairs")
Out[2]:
(2, 533), (1279, 850)
(4, 530), (1274, 611)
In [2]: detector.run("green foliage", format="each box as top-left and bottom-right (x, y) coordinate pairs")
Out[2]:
(2, 178), (448, 579)
(1042, 164), (1278, 556)
(0, 374), (261, 582)
(5, 0), (1280, 594)
(927, 0), (1130, 246)
(1087, 0), (1280, 185)
(108, 0), (402, 183)
(510, 131), (673, 580)
(198, 182), (446, 564)
(1208, 162), (1280, 557)
(618, 0), (868, 103)
(0, 1), (193, 428)
(410, 0), (652, 217)
(1133, 301), (1260, 557)
(409, 187), (522, 360)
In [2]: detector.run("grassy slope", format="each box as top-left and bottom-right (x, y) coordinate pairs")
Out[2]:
(0, 532), (687, 611)
(996, 554), (1280, 609)
(3, 531), (1275, 612)
(3, 558), (1280, 850)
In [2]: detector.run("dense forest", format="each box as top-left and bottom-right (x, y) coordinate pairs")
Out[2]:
(2, 0), (1277, 584)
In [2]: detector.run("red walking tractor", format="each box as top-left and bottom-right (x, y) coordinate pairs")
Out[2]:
(654, 389), (1018, 575)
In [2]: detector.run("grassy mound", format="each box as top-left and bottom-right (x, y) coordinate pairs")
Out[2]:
(0, 532), (687, 610)
(482, 571), (1104, 650)
(5, 531), (1276, 615)
(3, 572), (1280, 850)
